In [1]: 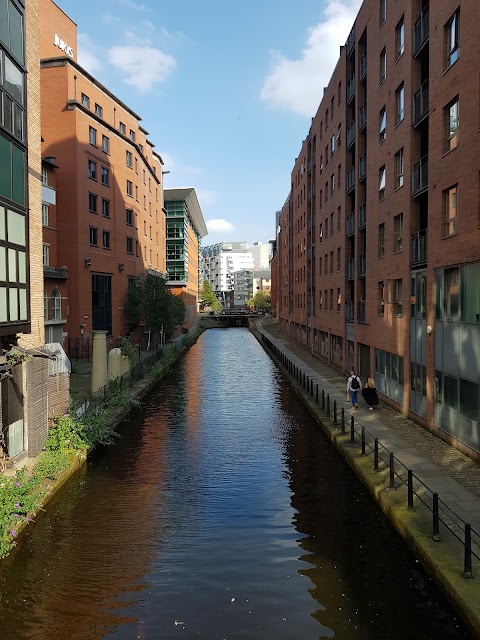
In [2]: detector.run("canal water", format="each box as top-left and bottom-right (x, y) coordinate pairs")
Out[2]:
(0, 328), (472, 639)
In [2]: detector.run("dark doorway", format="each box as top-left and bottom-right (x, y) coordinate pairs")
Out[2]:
(92, 273), (112, 335)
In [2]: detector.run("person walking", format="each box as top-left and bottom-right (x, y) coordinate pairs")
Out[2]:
(362, 377), (379, 411)
(346, 370), (361, 409)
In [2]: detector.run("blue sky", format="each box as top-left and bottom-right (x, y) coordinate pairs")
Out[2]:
(56, 0), (361, 246)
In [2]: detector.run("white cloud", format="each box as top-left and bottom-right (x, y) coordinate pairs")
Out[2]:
(196, 189), (218, 207)
(206, 219), (236, 234)
(260, 0), (362, 116)
(77, 33), (102, 75)
(107, 45), (176, 92)
(116, 0), (146, 10)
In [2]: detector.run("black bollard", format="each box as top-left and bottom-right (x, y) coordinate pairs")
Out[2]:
(432, 493), (440, 541)
(374, 438), (379, 470)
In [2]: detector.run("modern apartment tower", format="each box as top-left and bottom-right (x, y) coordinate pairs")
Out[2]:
(164, 188), (207, 326)
(202, 242), (254, 307)
(277, 0), (480, 457)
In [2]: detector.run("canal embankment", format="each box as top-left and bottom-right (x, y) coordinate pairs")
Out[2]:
(251, 316), (480, 639)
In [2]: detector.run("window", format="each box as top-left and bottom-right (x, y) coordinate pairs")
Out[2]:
(445, 9), (459, 68)
(42, 243), (49, 266)
(338, 82), (341, 106)
(89, 226), (98, 246)
(88, 160), (97, 179)
(126, 180), (133, 196)
(325, 108), (329, 129)
(102, 135), (109, 153)
(101, 167), (109, 186)
(319, 257), (323, 277)
(88, 192), (97, 213)
(126, 208), (133, 226)
(130, 130), (136, 142)
(379, 107), (386, 142)
(331, 134), (335, 156)
(81, 93), (90, 108)
(325, 216), (329, 238)
(41, 166), (48, 185)
(330, 251), (333, 274)
(337, 247), (341, 271)
(378, 281), (385, 315)
(443, 185), (458, 237)
(337, 288), (341, 312)
(337, 165), (341, 189)
(51, 289), (61, 320)
(330, 212), (334, 235)
(331, 96), (334, 120)
(378, 222), (385, 257)
(324, 255), (328, 276)
(89, 126), (97, 146)
(396, 83), (404, 124)
(380, 0), (386, 25)
(396, 17), (405, 59)
(139, 143), (143, 153)
(319, 222), (323, 242)
(393, 213), (403, 252)
(95, 103), (103, 118)
(388, 279), (403, 316)
(42, 204), (48, 226)
(379, 166), (386, 200)
(126, 237), (133, 254)
(336, 125), (341, 148)
(44, 291), (48, 320)
(126, 150), (133, 167)
(380, 48), (386, 84)
(119, 122), (126, 134)
(394, 148), (404, 189)
(444, 98), (459, 152)
(330, 289), (333, 311)
(331, 173), (335, 193)
(102, 198), (110, 218)
(102, 230), (110, 249)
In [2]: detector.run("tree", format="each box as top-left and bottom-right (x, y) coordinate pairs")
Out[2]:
(200, 280), (222, 311)
(252, 291), (271, 312)
(125, 274), (186, 346)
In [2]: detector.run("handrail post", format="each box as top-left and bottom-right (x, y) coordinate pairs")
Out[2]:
(361, 426), (366, 455)
(464, 524), (474, 579)
(341, 408), (345, 433)
(326, 394), (330, 416)
(316, 384), (319, 404)
(374, 438), (379, 470)
(432, 493), (440, 541)
(322, 389), (325, 410)
(389, 453), (395, 488)
(350, 416), (355, 443)
(333, 400), (338, 424)
(408, 470), (414, 508)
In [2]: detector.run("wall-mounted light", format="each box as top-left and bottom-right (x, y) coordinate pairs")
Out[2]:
(84, 258), (92, 267)
(119, 263), (125, 272)
(162, 170), (170, 176)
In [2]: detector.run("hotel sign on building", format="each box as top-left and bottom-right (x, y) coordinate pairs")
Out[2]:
(53, 33), (74, 58)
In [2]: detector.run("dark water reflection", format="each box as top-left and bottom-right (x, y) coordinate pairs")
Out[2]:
(0, 329), (472, 639)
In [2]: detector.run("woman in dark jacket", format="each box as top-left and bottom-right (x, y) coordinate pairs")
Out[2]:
(362, 377), (379, 410)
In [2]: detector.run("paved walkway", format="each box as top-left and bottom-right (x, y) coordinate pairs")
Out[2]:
(255, 317), (480, 554)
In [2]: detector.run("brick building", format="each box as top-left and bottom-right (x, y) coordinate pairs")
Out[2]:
(39, 0), (167, 354)
(277, 0), (480, 457)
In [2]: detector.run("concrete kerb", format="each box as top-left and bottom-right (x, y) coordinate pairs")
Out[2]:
(251, 322), (480, 639)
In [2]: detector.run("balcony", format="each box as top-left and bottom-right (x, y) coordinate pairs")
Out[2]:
(346, 26), (355, 57)
(359, 52), (367, 82)
(346, 212), (355, 237)
(345, 302), (354, 323)
(42, 184), (56, 205)
(359, 153), (367, 181)
(346, 74), (356, 104)
(358, 253), (366, 277)
(413, 10), (429, 57)
(346, 120), (356, 148)
(358, 203), (366, 229)
(357, 300), (366, 325)
(412, 155), (428, 197)
(346, 258), (354, 280)
(359, 102), (367, 131)
(413, 81), (429, 127)
(44, 266), (67, 279)
(346, 167), (356, 193)
(410, 229), (427, 268)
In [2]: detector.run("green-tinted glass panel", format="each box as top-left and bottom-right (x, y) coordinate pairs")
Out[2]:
(9, 2), (24, 64)
(460, 379), (479, 421)
(8, 248), (16, 281)
(9, 286), (17, 320)
(0, 134), (12, 199)
(19, 287), (26, 320)
(0, 206), (5, 240)
(17, 250), (25, 282)
(11, 144), (25, 205)
(0, 247), (5, 280)
(0, 0), (8, 46)
(7, 209), (25, 245)
(0, 287), (6, 321)
(444, 375), (458, 411)
(4, 56), (23, 104)
(461, 262), (480, 323)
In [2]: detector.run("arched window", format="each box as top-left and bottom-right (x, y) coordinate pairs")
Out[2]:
(44, 291), (48, 320)
(51, 289), (61, 320)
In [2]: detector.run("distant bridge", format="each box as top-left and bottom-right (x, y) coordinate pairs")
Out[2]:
(205, 310), (264, 327)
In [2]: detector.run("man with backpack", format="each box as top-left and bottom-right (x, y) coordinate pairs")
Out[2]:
(347, 370), (362, 409)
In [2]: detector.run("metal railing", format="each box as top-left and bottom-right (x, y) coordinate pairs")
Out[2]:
(346, 212), (355, 237)
(411, 229), (427, 267)
(359, 102), (367, 130)
(413, 10), (429, 57)
(346, 257), (354, 280)
(347, 120), (356, 148)
(413, 81), (429, 127)
(346, 167), (356, 193)
(359, 53), (367, 81)
(260, 334), (480, 581)
(359, 153), (367, 181)
(345, 302), (354, 322)
(346, 26), (355, 57)
(357, 299), (366, 324)
(358, 203), (366, 229)
(347, 74), (356, 103)
(358, 253), (366, 277)
(412, 155), (428, 196)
